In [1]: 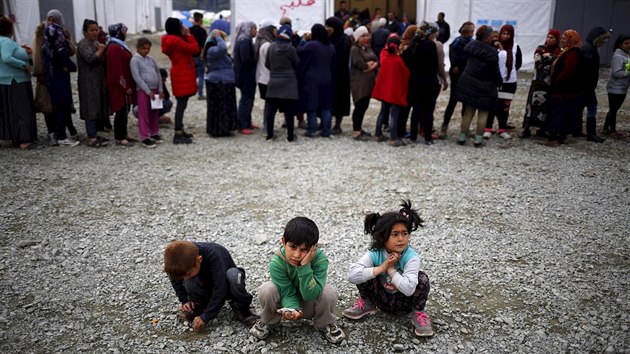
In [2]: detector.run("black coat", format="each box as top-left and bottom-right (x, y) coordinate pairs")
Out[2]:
(456, 40), (502, 110)
(331, 34), (352, 116)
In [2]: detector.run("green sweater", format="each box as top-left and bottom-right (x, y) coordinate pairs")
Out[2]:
(269, 246), (329, 310)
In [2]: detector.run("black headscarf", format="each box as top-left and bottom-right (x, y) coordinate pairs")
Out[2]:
(325, 17), (343, 44)
(165, 17), (183, 38)
(311, 24), (329, 45)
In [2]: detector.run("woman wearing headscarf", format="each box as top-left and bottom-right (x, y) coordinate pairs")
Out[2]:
(0, 17), (37, 149)
(325, 16), (352, 134)
(455, 25), (502, 147)
(77, 19), (109, 147)
(349, 25), (378, 140)
(202, 29), (237, 137)
(233, 21), (258, 135)
(255, 20), (277, 134)
(106, 23), (136, 146)
(162, 17), (199, 144)
(297, 24), (336, 138)
(520, 29), (561, 138)
(403, 22), (440, 145)
(264, 25), (300, 142)
(42, 9), (80, 146)
(544, 30), (585, 145)
(604, 34), (630, 138)
(484, 24), (522, 140)
(396, 25), (417, 139)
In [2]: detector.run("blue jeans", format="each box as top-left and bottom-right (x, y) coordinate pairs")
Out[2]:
(376, 103), (400, 140)
(237, 88), (255, 130)
(194, 57), (204, 97)
(308, 110), (331, 137)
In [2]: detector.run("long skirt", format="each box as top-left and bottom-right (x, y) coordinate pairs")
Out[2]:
(0, 80), (37, 143)
(523, 79), (551, 129)
(206, 81), (237, 137)
(546, 93), (583, 137)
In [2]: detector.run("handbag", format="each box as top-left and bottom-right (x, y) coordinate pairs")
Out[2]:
(34, 81), (54, 113)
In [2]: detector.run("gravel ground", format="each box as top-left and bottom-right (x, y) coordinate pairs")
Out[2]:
(1, 34), (629, 353)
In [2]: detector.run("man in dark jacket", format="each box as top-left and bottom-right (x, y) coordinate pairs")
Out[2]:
(386, 11), (403, 36)
(580, 27), (610, 142)
(437, 12), (451, 44)
(189, 12), (208, 100)
(371, 18), (390, 60)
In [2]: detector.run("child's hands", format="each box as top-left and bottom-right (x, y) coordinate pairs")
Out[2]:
(299, 244), (318, 266)
(159, 92), (165, 100)
(278, 308), (303, 321)
(192, 316), (205, 331)
(179, 301), (195, 312)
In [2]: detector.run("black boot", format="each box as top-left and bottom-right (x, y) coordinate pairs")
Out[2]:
(586, 116), (604, 143)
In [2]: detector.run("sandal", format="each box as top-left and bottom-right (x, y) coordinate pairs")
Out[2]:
(124, 136), (138, 143)
(87, 139), (106, 148)
(96, 136), (110, 143)
(115, 139), (134, 147)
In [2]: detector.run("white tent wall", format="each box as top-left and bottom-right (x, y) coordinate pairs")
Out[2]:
(5, 0), (40, 46)
(416, 0), (555, 71)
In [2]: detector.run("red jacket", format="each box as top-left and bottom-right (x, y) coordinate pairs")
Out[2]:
(161, 34), (199, 97)
(371, 50), (410, 107)
(106, 43), (136, 112)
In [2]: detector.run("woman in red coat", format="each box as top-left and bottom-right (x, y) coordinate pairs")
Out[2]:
(162, 17), (199, 144)
(372, 35), (409, 147)
(106, 23), (136, 146)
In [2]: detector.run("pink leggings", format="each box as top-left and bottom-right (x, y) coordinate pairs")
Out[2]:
(137, 90), (159, 139)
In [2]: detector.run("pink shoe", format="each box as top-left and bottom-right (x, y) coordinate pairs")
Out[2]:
(411, 311), (434, 337)
(239, 128), (253, 135)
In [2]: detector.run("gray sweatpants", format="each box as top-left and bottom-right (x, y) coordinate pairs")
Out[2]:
(257, 281), (338, 329)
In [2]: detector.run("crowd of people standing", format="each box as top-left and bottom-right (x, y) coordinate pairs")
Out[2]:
(0, 7), (628, 150)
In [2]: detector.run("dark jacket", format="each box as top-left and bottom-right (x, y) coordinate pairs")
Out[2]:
(371, 27), (390, 59)
(297, 40), (336, 111)
(449, 35), (473, 76)
(233, 37), (256, 93)
(403, 38), (439, 100)
(550, 47), (585, 97)
(581, 27), (608, 92)
(265, 41), (300, 100)
(169, 242), (238, 323)
(189, 25), (208, 57)
(456, 40), (502, 110)
(204, 37), (234, 84)
(437, 21), (450, 44)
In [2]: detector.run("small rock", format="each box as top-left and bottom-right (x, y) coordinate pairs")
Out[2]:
(460, 328), (469, 334)
(535, 329), (546, 338)
(135, 257), (146, 264)
(605, 346), (615, 353)
(393, 343), (405, 351)
(17, 240), (38, 248)
(254, 234), (267, 245)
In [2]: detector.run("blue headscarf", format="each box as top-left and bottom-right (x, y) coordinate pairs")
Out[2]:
(277, 25), (293, 42)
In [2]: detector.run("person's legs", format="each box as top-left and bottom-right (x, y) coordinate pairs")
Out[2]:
(605, 93), (626, 132)
(375, 102), (390, 137)
(174, 96), (189, 132)
(265, 99), (278, 139)
(65, 110), (78, 137)
(585, 99), (604, 142)
(160, 99), (173, 116)
(85, 119), (98, 139)
(306, 110), (318, 136)
(54, 104), (69, 140)
(195, 57), (204, 98)
(351, 97), (370, 133)
(301, 284), (338, 329)
(320, 109), (332, 137)
(409, 100), (420, 142)
(389, 105), (400, 141)
(442, 75), (459, 131)
(422, 96), (437, 143)
(237, 87), (255, 130)
(256, 281), (281, 325)
(398, 105), (411, 138)
(114, 106), (129, 141)
(137, 91), (151, 140)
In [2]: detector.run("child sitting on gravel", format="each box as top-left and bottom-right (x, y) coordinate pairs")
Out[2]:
(343, 200), (434, 337)
(249, 217), (346, 344)
(163, 241), (258, 332)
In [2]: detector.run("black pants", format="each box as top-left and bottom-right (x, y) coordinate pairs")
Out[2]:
(398, 105), (412, 138)
(443, 74), (461, 128)
(352, 97), (371, 132)
(53, 104), (73, 140)
(114, 106), (129, 141)
(411, 88), (438, 142)
(182, 267), (254, 320)
(265, 98), (296, 141)
(174, 96), (190, 131)
(486, 98), (512, 131)
(605, 93), (626, 132)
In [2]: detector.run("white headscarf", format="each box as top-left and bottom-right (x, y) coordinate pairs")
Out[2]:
(47, 9), (65, 27)
(234, 21), (256, 42)
(353, 26), (368, 42)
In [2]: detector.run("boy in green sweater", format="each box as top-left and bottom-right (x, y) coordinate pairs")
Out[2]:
(249, 217), (346, 344)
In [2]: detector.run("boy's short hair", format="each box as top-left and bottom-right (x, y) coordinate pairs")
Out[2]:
(164, 240), (199, 280)
(194, 12), (203, 22)
(136, 37), (152, 49)
(283, 217), (319, 248)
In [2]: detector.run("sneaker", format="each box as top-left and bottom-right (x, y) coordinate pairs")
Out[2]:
(249, 320), (272, 340)
(181, 130), (193, 138)
(57, 138), (80, 147)
(318, 323), (346, 344)
(499, 131), (512, 139)
(457, 133), (467, 145)
(197, 95), (206, 100)
(373, 135), (387, 142)
(173, 134), (192, 144)
(48, 132), (59, 146)
(150, 135), (163, 144)
(482, 130), (493, 139)
(411, 311), (434, 337)
(142, 138), (156, 148)
(232, 308), (259, 327)
(343, 297), (378, 320)
(474, 135), (484, 147)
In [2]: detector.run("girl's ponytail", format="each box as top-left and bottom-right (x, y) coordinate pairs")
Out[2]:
(364, 213), (380, 235)
(399, 199), (424, 232)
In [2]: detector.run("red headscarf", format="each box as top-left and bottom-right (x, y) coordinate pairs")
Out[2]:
(544, 29), (561, 56)
(553, 29), (582, 70)
(500, 24), (515, 80)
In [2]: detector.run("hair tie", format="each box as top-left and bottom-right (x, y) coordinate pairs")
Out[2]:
(399, 209), (409, 219)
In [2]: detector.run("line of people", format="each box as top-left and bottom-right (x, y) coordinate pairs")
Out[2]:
(1, 10), (628, 150)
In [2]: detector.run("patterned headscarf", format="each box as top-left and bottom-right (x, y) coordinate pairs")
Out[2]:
(108, 23), (127, 41)
(561, 30), (582, 50)
(42, 22), (68, 80)
(277, 25), (293, 42)
(416, 21), (437, 40)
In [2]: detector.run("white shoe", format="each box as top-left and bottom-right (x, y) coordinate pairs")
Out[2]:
(57, 138), (80, 147)
(499, 131), (512, 139)
(482, 131), (493, 139)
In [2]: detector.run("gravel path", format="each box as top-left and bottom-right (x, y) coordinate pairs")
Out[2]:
(1, 35), (629, 353)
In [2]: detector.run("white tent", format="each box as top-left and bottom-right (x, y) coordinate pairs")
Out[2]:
(4, 0), (172, 46)
(231, 0), (554, 71)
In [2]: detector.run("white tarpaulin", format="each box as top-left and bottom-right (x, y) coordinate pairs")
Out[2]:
(231, 0), (331, 35)
(4, 0), (40, 46)
(418, 0), (556, 71)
